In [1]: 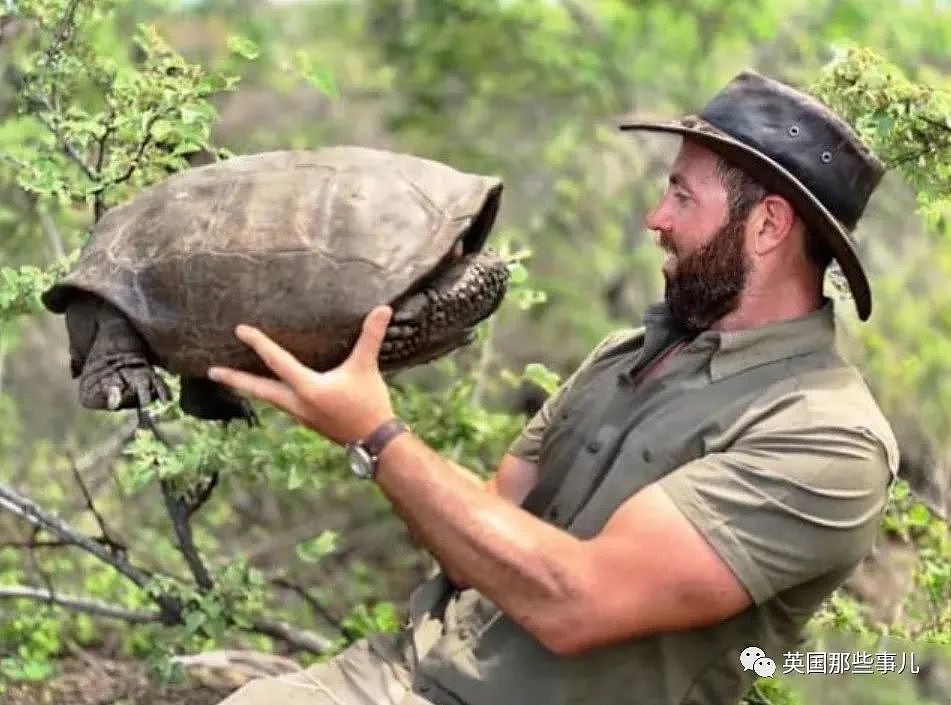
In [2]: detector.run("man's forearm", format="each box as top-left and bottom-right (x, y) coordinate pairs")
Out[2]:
(374, 431), (588, 647)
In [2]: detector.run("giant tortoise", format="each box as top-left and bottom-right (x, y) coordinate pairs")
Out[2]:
(42, 146), (508, 423)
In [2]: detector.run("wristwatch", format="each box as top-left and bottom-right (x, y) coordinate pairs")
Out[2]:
(345, 418), (409, 480)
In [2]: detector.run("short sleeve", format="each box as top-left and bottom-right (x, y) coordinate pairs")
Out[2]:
(657, 424), (893, 605)
(507, 329), (639, 463)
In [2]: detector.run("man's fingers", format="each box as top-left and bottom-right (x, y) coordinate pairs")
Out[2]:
(349, 305), (393, 370)
(233, 325), (313, 389)
(207, 366), (307, 416)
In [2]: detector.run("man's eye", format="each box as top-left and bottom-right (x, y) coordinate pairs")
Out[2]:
(674, 191), (690, 204)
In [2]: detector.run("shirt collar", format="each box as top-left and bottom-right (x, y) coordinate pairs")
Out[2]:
(639, 298), (838, 381)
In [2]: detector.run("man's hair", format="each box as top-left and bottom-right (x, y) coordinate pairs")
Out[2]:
(713, 156), (834, 270)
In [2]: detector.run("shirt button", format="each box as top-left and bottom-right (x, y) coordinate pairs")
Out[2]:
(586, 440), (601, 453)
(419, 683), (432, 694)
(547, 506), (560, 520)
(642, 448), (652, 462)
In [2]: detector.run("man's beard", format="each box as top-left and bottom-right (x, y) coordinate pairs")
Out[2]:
(662, 213), (750, 333)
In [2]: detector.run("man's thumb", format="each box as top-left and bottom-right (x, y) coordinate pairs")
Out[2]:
(351, 305), (392, 368)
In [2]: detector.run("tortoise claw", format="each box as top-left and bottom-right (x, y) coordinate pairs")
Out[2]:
(106, 385), (123, 410)
(81, 360), (167, 413)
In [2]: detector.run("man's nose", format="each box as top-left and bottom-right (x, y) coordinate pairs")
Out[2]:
(644, 199), (671, 233)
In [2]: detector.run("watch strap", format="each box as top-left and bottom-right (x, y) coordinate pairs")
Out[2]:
(363, 417), (409, 459)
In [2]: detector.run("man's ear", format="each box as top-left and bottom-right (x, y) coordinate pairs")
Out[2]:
(751, 194), (796, 255)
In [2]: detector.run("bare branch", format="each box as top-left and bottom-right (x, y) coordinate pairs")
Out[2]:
(0, 482), (154, 590)
(138, 408), (215, 592)
(27, 526), (57, 602)
(161, 479), (214, 591)
(37, 208), (65, 260)
(73, 415), (139, 492)
(67, 454), (127, 558)
(34, 111), (97, 181)
(92, 103), (117, 221)
(0, 584), (160, 624)
(250, 616), (337, 654)
(0, 539), (74, 549)
(270, 576), (345, 634)
(187, 472), (220, 519)
(0, 333), (6, 396)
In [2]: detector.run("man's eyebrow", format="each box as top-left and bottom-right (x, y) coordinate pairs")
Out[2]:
(669, 172), (695, 194)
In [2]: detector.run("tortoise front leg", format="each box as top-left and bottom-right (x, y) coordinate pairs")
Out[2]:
(180, 376), (258, 426)
(65, 293), (170, 412)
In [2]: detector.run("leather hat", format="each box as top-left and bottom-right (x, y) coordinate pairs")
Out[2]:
(618, 70), (885, 321)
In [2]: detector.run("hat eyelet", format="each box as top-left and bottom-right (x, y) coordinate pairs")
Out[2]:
(820, 150), (833, 163)
(787, 125), (800, 137)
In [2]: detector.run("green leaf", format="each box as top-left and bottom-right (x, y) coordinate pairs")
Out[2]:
(227, 35), (260, 60)
(196, 72), (233, 93)
(286, 464), (305, 490)
(295, 529), (339, 563)
(306, 66), (339, 100)
(908, 502), (931, 526)
(184, 610), (207, 634)
(522, 362), (561, 395)
(507, 262), (528, 285)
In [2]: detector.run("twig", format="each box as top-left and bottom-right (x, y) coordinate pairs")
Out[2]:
(37, 208), (65, 260)
(68, 454), (127, 558)
(0, 332), (6, 396)
(0, 483), (333, 653)
(160, 479), (214, 591)
(920, 115), (951, 134)
(747, 682), (776, 705)
(0, 584), (160, 623)
(187, 472), (220, 519)
(888, 145), (944, 169)
(92, 105), (116, 222)
(65, 640), (111, 681)
(469, 313), (496, 409)
(0, 482), (154, 591)
(0, 539), (74, 549)
(72, 414), (139, 490)
(137, 407), (215, 591)
(270, 576), (345, 634)
(23, 1), (99, 188)
(89, 110), (164, 197)
(27, 526), (57, 603)
(0, 584), (335, 654)
(34, 112), (97, 182)
(250, 616), (337, 654)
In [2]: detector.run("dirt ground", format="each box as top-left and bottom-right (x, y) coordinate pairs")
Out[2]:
(1, 655), (232, 705)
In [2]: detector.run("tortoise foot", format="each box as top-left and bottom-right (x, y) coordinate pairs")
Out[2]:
(79, 356), (171, 411)
(180, 376), (258, 426)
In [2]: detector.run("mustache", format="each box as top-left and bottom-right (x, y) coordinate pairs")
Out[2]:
(657, 232), (677, 253)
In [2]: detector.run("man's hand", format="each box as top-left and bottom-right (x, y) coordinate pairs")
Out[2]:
(207, 305), (396, 444)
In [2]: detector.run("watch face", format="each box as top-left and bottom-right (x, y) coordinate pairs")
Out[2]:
(347, 444), (374, 479)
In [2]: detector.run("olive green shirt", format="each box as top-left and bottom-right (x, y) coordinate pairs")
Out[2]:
(406, 299), (898, 705)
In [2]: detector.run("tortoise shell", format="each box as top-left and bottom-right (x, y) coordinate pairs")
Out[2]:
(43, 146), (503, 376)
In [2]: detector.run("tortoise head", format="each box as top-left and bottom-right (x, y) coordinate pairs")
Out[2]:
(380, 181), (509, 369)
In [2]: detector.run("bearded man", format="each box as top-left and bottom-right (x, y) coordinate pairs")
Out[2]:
(210, 71), (899, 705)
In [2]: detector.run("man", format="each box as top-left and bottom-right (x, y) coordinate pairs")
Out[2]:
(210, 71), (899, 705)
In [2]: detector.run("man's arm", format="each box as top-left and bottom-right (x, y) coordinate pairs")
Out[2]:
(438, 453), (539, 588)
(375, 433), (751, 656)
(485, 453), (539, 505)
(376, 417), (892, 656)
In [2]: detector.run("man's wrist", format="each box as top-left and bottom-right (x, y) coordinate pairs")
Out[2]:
(345, 417), (409, 480)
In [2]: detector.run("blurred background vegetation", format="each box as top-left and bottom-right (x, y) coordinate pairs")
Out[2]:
(0, 1), (948, 703)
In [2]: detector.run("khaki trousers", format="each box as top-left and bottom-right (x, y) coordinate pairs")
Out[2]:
(216, 633), (434, 705)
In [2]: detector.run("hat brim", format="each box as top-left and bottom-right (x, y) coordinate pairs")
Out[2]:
(618, 117), (872, 321)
